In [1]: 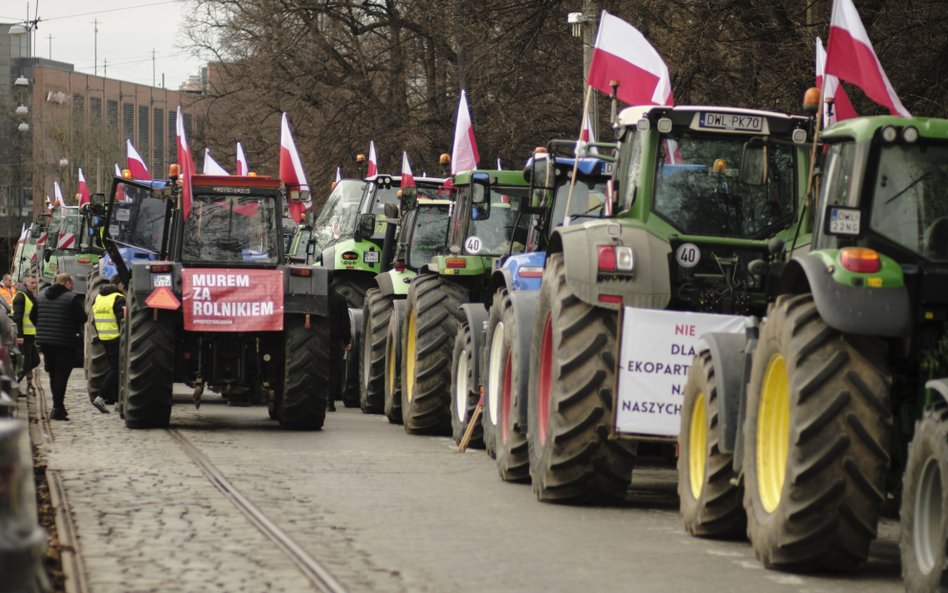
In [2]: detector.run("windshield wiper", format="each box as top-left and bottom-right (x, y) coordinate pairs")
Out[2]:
(885, 169), (934, 205)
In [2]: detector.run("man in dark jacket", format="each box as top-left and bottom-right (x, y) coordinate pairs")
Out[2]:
(90, 275), (126, 412)
(12, 274), (39, 391)
(36, 273), (87, 420)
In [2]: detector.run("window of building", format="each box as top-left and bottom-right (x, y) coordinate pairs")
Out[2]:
(122, 103), (134, 141)
(90, 97), (102, 121)
(153, 109), (165, 175)
(138, 106), (150, 163)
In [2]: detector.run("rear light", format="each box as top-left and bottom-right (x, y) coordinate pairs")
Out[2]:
(76, 257), (92, 264)
(598, 294), (622, 304)
(519, 266), (544, 278)
(597, 245), (634, 273)
(341, 251), (358, 261)
(290, 267), (312, 277)
(446, 258), (466, 269)
(597, 246), (616, 272)
(182, 351), (191, 360)
(149, 264), (171, 273)
(839, 247), (881, 274)
(394, 259), (405, 272)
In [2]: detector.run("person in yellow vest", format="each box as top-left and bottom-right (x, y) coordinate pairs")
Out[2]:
(0, 274), (16, 308)
(90, 275), (126, 413)
(12, 275), (39, 392)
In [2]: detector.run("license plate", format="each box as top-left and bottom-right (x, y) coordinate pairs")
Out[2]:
(364, 251), (380, 263)
(828, 207), (861, 235)
(152, 274), (172, 287)
(698, 112), (765, 133)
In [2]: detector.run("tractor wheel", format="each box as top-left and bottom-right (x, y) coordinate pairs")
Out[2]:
(743, 293), (891, 571)
(493, 290), (529, 482)
(678, 351), (744, 537)
(482, 291), (506, 459)
(384, 300), (406, 425)
(84, 269), (109, 397)
(401, 274), (466, 435)
(527, 254), (636, 503)
(900, 400), (948, 592)
(360, 288), (392, 414)
(278, 314), (331, 430)
(332, 274), (370, 309)
(341, 308), (362, 407)
(123, 296), (175, 429)
(450, 322), (483, 447)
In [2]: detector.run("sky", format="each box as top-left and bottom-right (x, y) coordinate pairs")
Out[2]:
(1, 0), (206, 89)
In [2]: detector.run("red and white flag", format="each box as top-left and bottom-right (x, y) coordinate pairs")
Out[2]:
(825, 0), (909, 117)
(400, 152), (415, 188)
(77, 168), (91, 207)
(44, 196), (52, 214)
(588, 11), (674, 106)
(126, 139), (151, 180)
(451, 90), (479, 174)
(816, 37), (858, 126)
(114, 163), (126, 202)
(19, 223), (27, 241)
(576, 104), (599, 156)
(367, 141), (378, 178)
(203, 148), (230, 175)
(53, 181), (66, 207)
(279, 112), (310, 223)
(176, 106), (196, 219)
(236, 142), (249, 176)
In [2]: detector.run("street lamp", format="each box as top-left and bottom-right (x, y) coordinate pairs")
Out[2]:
(17, 122), (30, 133)
(568, 5), (598, 139)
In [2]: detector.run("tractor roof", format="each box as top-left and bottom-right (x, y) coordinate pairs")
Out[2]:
(617, 105), (804, 127)
(452, 169), (528, 186)
(821, 115), (948, 143)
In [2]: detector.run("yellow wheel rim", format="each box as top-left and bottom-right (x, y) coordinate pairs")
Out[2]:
(387, 338), (396, 399)
(757, 353), (790, 513)
(688, 392), (708, 500)
(406, 309), (417, 403)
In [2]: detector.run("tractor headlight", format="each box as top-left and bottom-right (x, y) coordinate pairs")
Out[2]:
(881, 125), (898, 142)
(902, 126), (919, 143)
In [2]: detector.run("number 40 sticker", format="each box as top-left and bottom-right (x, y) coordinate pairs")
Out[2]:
(676, 243), (701, 268)
(465, 236), (482, 254)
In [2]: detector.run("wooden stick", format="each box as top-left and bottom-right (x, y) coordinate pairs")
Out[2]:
(457, 401), (483, 453)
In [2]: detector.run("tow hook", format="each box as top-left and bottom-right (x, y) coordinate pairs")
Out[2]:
(192, 380), (205, 409)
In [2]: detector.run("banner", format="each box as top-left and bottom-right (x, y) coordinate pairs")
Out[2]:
(183, 269), (284, 332)
(615, 308), (746, 437)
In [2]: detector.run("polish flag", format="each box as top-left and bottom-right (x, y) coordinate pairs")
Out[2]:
(588, 11), (674, 106)
(19, 223), (27, 241)
(367, 141), (378, 178)
(53, 181), (67, 206)
(44, 196), (52, 214)
(825, 0), (909, 117)
(114, 163), (125, 202)
(816, 37), (858, 126)
(451, 90), (479, 174)
(576, 105), (598, 156)
(663, 139), (684, 164)
(203, 148), (230, 175)
(176, 106), (196, 219)
(236, 142), (249, 176)
(126, 139), (151, 180)
(77, 168), (91, 206)
(279, 113), (310, 223)
(400, 152), (415, 188)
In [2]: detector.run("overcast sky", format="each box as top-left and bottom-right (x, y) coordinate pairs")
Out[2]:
(1, 0), (206, 89)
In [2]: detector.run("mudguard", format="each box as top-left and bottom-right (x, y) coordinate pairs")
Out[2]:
(779, 253), (911, 337)
(284, 266), (330, 316)
(376, 268), (414, 297)
(57, 254), (97, 296)
(926, 379), (948, 406)
(459, 304), (490, 394)
(497, 252), (546, 294)
(509, 290), (540, 431)
(695, 330), (754, 457)
(550, 222), (671, 311)
(322, 239), (383, 274)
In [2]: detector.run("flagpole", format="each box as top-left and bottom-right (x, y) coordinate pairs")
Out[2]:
(563, 83), (595, 226)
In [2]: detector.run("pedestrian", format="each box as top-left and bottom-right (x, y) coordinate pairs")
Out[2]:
(90, 274), (126, 413)
(35, 273), (86, 421)
(12, 275), (39, 393)
(0, 274), (16, 308)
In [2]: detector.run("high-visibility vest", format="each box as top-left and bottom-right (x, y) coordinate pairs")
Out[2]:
(22, 296), (35, 336)
(0, 286), (15, 307)
(93, 292), (121, 341)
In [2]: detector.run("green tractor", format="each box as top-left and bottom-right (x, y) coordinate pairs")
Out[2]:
(11, 217), (49, 283)
(286, 178), (365, 265)
(680, 115), (948, 581)
(396, 170), (531, 436)
(531, 105), (814, 503)
(358, 181), (453, 420)
(39, 204), (103, 291)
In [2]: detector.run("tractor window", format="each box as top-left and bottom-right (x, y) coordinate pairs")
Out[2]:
(407, 204), (451, 269)
(467, 188), (530, 256)
(288, 227), (312, 261)
(367, 184), (400, 239)
(870, 142), (948, 261)
(550, 173), (609, 229)
(311, 179), (364, 252)
(49, 209), (81, 249)
(652, 132), (796, 238)
(182, 194), (278, 264)
(108, 184), (167, 255)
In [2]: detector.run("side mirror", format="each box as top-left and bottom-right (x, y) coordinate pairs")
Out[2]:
(399, 186), (417, 211)
(383, 201), (400, 221)
(306, 240), (316, 256)
(92, 193), (106, 206)
(740, 141), (768, 186)
(356, 213), (377, 239)
(471, 172), (491, 204)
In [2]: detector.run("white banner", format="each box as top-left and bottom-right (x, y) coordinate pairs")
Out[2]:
(615, 308), (747, 437)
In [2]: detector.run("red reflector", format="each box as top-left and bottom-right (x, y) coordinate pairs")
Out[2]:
(290, 267), (312, 277)
(76, 257), (92, 265)
(839, 247), (881, 274)
(519, 267), (543, 278)
(341, 251), (359, 261)
(598, 294), (622, 304)
(145, 287), (181, 310)
(182, 352), (191, 360)
(394, 259), (405, 272)
(597, 246), (616, 272)
(446, 258), (466, 269)
(149, 264), (171, 273)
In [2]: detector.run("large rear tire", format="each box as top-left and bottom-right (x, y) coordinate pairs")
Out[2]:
(360, 288), (392, 414)
(450, 322), (483, 447)
(383, 300), (406, 425)
(743, 293), (891, 571)
(527, 254), (636, 503)
(332, 274), (370, 309)
(83, 269), (109, 397)
(278, 315), (331, 430)
(900, 400), (948, 592)
(401, 274), (466, 435)
(124, 295), (174, 429)
(678, 351), (744, 537)
(487, 290), (529, 482)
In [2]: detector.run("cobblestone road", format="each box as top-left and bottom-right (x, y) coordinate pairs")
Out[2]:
(31, 370), (905, 593)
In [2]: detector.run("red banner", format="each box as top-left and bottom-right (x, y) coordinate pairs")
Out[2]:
(183, 269), (283, 332)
